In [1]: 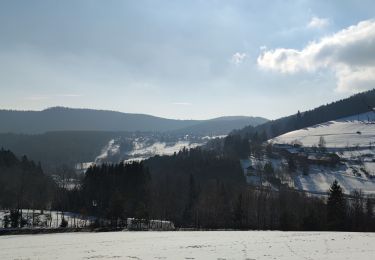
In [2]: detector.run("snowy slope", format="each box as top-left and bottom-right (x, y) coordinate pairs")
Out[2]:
(125, 140), (201, 163)
(294, 164), (375, 195)
(268, 111), (375, 194)
(76, 136), (215, 172)
(272, 111), (375, 148)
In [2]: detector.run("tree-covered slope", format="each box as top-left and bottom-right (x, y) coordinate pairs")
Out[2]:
(0, 107), (267, 135)
(234, 88), (375, 139)
(0, 131), (124, 170)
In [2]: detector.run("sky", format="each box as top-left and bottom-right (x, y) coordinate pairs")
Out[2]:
(0, 0), (375, 120)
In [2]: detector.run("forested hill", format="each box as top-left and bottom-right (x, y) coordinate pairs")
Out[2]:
(0, 107), (267, 134)
(0, 131), (122, 169)
(233, 88), (375, 139)
(0, 149), (56, 209)
(0, 107), (198, 133)
(172, 116), (268, 135)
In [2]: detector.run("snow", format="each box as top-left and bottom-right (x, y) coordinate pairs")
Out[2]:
(75, 162), (95, 170)
(272, 111), (375, 148)
(125, 140), (201, 162)
(294, 164), (375, 195)
(240, 155), (375, 194)
(77, 138), (205, 171)
(201, 135), (227, 140)
(75, 162), (95, 175)
(268, 111), (375, 194)
(95, 139), (120, 163)
(0, 231), (374, 259)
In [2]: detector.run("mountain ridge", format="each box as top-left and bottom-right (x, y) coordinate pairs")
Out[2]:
(0, 106), (268, 134)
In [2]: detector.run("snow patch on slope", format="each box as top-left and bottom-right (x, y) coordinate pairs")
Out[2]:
(95, 139), (120, 164)
(294, 164), (375, 194)
(125, 140), (201, 163)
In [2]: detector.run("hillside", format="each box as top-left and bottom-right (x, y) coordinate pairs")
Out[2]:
(0, 108), (266, 169)
(0, 107), (267, 135)
(272, 111), (375, 148)
(234, 88), (375, 139)
(0, 149), (56, 209)
(265, 111), (375, 195)
(0, 131), (124, 170)
(172, 116), (268, 135)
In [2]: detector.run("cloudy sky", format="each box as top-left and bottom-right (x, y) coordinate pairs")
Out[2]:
(1, 0), (374, 119)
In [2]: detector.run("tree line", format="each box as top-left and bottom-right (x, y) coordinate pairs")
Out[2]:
(1, 147), (374, 231)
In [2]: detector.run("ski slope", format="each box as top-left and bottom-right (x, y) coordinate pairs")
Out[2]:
(272, 111), (375, 148)
(127, 140), (201, 159)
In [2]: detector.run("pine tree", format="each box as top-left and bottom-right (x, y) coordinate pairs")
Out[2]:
(183, 174), (198, 227)
(327, 180), (346, 230)
(366, 198), (374, 231)
(264, 162), (274, 175)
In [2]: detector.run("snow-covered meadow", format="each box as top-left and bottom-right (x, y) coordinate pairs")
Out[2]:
(272, 111), (375, 148)
(0, 231), (374, 260)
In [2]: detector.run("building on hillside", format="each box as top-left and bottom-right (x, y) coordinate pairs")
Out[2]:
(240, 158), (264, 185)
(273, 142), (341, 166)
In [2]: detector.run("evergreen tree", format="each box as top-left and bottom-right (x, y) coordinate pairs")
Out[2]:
(350, 190), (365, 231)
(263, 162), (274, 175)
(233, 193), (244, 229)
(366, 198), (374, 231)
(182, 174), (198, 226)
(327, 180), (346, 230)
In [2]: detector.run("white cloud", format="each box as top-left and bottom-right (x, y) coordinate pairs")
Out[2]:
(257, 19), (375, 92)
(307, 16), (329, 29)
(230, 52), (247, 65)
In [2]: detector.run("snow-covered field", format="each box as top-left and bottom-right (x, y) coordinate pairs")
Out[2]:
(272, 111), (375, 148)
(0, 231), (374, 260)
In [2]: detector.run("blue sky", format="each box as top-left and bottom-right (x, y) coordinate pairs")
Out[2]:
(0, 0), (375, 119)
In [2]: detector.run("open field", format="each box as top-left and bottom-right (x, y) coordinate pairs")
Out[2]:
(0, 231), (375, 260)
